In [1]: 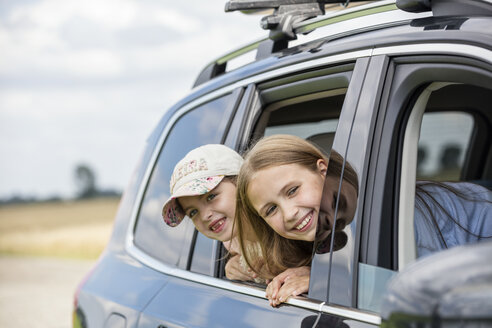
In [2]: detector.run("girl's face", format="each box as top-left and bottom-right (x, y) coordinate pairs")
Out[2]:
(247, 160), (327, 242)
(178, 179), (236, 242)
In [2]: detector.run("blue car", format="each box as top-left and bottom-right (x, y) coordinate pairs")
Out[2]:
(74, 0), (492, 327)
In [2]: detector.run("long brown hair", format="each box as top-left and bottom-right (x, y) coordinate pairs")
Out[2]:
(236, 134), (334, 279)
(415, 181), (492, 249)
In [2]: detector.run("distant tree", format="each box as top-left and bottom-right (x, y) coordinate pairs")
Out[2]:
(97, 189), (122, 198)
(74, 164), (98, 199)
(0, 194), (37, 205)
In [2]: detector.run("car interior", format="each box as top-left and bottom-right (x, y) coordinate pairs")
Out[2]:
(398, 81), (492, 269)
(422, 83), (492, 186)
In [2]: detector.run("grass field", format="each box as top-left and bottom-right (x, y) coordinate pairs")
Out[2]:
(0, 197), (120, 259)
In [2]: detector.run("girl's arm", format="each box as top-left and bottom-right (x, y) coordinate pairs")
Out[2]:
(225, 254), (259, 281)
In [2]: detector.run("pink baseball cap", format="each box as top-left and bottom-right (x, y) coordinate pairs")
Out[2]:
(162, 144), (243, 227)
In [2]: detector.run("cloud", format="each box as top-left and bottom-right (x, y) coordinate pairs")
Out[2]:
(0, 0), (263, 199)
(7, 0), (137, 30)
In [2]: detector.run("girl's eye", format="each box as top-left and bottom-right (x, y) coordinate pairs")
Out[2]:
(265, 205), (277, 217)
(332, 194), (338, 210)
(287, 186), (299, 196)
(206, 193), (217, 202)
(188, 209), (198, 218)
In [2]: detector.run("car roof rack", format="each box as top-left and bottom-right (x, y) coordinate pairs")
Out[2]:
(225, 0), (372, 59)
(193, 0), (394, 87)
(193, 0), (492, 88)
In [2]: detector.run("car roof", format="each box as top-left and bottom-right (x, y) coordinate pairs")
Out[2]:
(159, 0), (492, 123)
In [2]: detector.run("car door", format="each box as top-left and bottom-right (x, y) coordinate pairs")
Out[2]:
(314, 42), (492, 321)
(359, 50), (492, 301)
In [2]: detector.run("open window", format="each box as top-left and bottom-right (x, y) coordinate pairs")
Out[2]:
(261, 89), (344, 151)
(399, 83), (492, 266)
(250, 64), (353, 149)
(222, 60), (369, 294)
(356, 57), (492, 314)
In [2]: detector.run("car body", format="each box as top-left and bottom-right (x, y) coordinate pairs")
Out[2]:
(74, 0), (492, 327)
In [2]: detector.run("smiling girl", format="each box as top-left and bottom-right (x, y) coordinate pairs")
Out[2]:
(235, 135), (327, 275)
(161, 144), (262, 282)
(235, 134), (359, 306)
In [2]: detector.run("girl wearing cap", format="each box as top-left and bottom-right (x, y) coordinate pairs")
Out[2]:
(161, 144), (263, 282)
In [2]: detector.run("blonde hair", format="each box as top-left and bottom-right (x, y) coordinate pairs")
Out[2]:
(236, 134), (332, 279)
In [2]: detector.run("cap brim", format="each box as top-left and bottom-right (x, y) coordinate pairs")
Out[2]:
(162, 175), (225, 227)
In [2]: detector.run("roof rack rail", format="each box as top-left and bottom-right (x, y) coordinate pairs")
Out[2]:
(396, 0), (492, 16)
(225, 0), (372, 59)
(193, 1), (398, 87)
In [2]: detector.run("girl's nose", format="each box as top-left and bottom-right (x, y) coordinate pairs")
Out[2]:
(203, 208), (214, 222)
(282, 202), (299, 224)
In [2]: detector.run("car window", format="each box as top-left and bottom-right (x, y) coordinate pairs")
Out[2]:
(413, 110), (490, 256)
(237, 66), (357, 292)
(133, 94), (238, 267)
(259, 88), (347, 153)
(400, 84), (492, 266)
(417, 112), (474, 181)
(357, 80), (492, 313)
(357, 111), (477, 313)
(189, 231), (218, 276)
(265, 119), (339, 141)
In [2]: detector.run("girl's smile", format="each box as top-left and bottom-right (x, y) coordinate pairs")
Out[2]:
(178, 179), (236, 242)
(247, 161), (327, 242)
(209, 217), (227, 232)
(293, 210), (315, 232)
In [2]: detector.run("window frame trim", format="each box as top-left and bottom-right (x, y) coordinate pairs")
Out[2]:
(398, 82), (456, 269)
(128, 242), (382, 325)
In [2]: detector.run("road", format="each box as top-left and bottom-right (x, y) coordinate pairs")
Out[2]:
(0, 256), (96, 328)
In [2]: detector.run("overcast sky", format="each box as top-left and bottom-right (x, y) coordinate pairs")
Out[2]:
(0, 0), (263, 199)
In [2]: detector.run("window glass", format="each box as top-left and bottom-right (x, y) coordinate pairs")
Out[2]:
(357, 263), (396, 313)
(265, 119), (339, 156)
(358, 104), (481, 314)
(134, 94), (237, 266)
(355, 64), (492, 314)
(313, 149), (359, 302)
(190, 232), (216, 275)
(262, 93), (344, 155)
(417, 112), (473, 181)
(414, 111), (492, 259)
(265, 119), (338, 139)
(359, 88), (489, 314)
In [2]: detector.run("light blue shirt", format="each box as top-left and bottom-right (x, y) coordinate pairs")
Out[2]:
(414, 181), (492, 258)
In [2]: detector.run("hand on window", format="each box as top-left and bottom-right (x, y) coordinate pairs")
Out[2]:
(265, 266), (310, 307)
